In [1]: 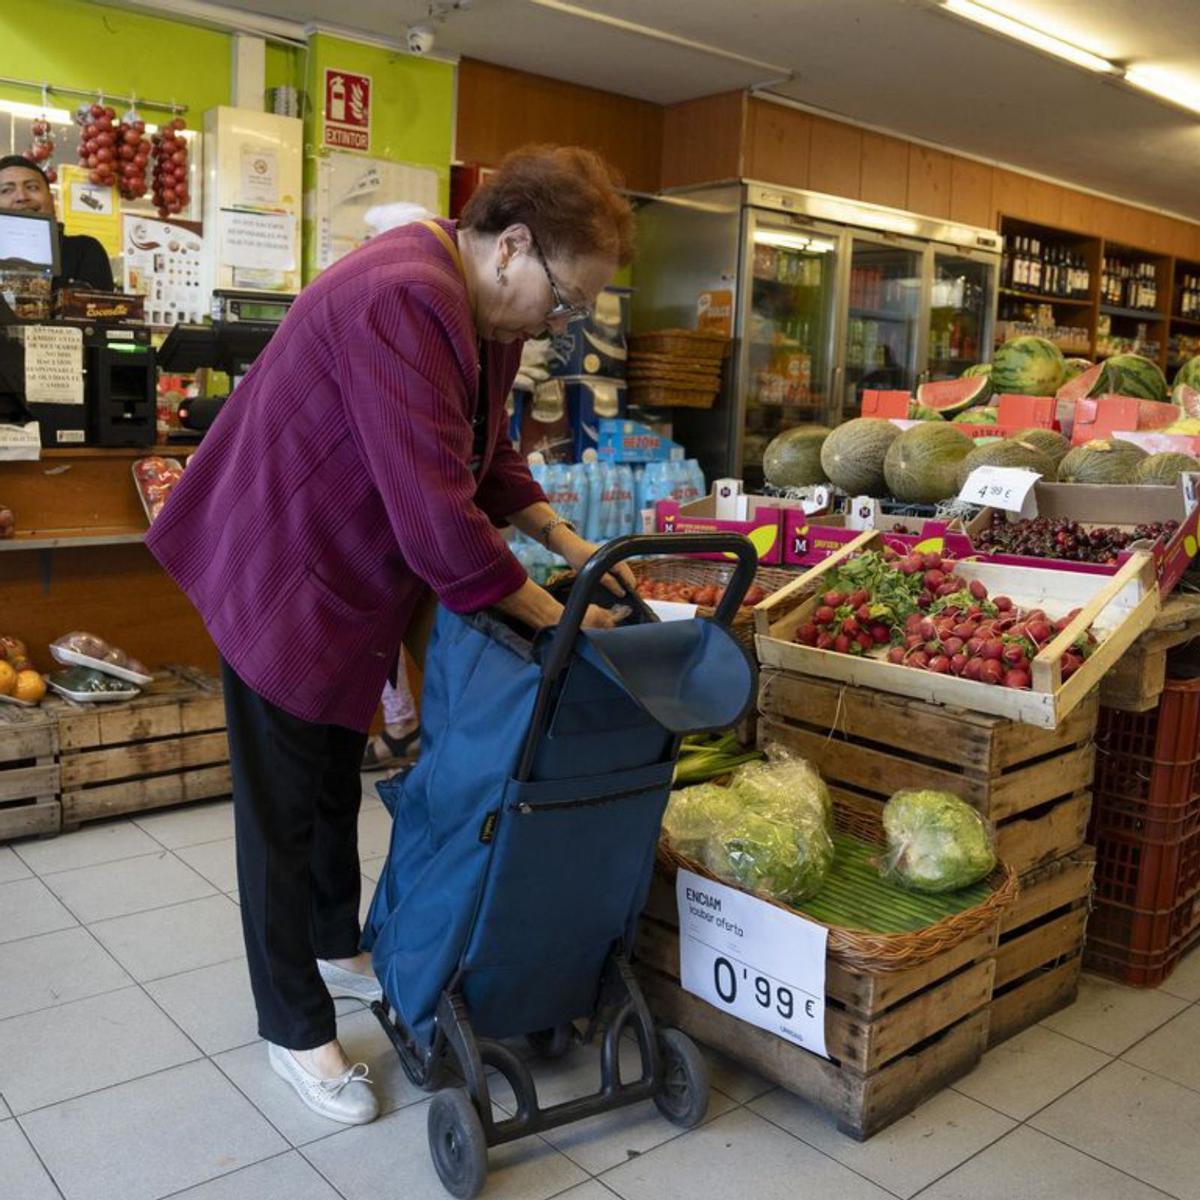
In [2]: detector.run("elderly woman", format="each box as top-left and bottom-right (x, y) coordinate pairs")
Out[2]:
(147, 145), (635, 1125)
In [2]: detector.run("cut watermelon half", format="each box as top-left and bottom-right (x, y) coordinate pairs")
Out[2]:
(1173, 382), (1200, 419)
(1055, 361), (1109, 403)
(914, 376), (990, 415)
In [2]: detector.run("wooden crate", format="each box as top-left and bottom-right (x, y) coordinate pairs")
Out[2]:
(759, 673), (1096, 876)
(635, 872), (996, 1140)
(754, 531), (1159, 729)
(1100, 593), (1200, 713)
(47, 667), (230, 829)
(988, 851), (1094, 1046)
(0, 704), (60, 842)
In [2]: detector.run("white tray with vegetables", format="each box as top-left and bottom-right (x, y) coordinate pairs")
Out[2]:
(49, 632), (152, 686)
(46, 667), (142, 703)
(753, 529), (1159, 729)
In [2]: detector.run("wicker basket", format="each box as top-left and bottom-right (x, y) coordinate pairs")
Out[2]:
(631, 558), (797, 649)
(657, 793), (1019, 972)
(629, 383), (719, 409)
(630, 329), (731, 361)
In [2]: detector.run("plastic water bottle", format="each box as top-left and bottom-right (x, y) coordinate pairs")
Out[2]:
(581, 449), (603, 542)
(685, 458), (707, 502)
(614, 464), (637, 538)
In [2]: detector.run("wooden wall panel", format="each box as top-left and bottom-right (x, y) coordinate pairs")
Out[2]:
(949, 157), (993, 229)
(743, 99), (810, 191)
(859, 131), (909, 210)
(991, 170), (1031, 225)
(907, 145), (952, 219)
(808, 116), (862, 199)
(661, 91), (745, 190)
(1025, 178), (1064, 228)
(455, 59), (663, 193)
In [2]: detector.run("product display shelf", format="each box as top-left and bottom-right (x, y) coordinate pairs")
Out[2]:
(42, 665), (230, 832)
(0, 703), (61, 843)
(635, 871), (998, 1140)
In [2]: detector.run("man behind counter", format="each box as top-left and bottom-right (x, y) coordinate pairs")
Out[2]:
(0, 155), (114, 292)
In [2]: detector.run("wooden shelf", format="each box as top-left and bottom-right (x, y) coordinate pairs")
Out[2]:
(1099, 304), (1167, 322)
(999, 288), (1092, 306)
(1170, 314), (1200, 328)
(0, 529), (145, 552)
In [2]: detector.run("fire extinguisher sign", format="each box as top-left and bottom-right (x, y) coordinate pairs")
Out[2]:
(324, 69), (371, 152)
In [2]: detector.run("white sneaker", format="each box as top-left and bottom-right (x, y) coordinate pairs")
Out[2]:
(318, 958), (383, 1004)
(267, 1042), (379, 1126)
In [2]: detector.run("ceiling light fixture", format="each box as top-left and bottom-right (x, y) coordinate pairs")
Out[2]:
(941, 0), (1118, 75)
(1124, 65), (1200, 118)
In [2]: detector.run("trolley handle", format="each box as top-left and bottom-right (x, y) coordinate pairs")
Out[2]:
(540, 533), (758, 685)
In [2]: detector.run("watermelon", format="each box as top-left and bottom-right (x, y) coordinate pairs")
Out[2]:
(1166, 417), (1200, 435)
(954, 439), (1057, 491)
(1011, 427), (1070, 468)
(1174, 355), (1200, 390)
(1055, 361), (1111, 403)
(1061, 358), (1094, 384)
(908, 403), (945, 421)
(763, 425), (830, 488)
(961, 363), (993, 379)
(915, 376), (991, 415)
(1135, 452), (1200, 486)
(990, 336), (1066, 397)
(883, 424), (973, 503)
(1106, 353), (1168, 403)
(820, 418), (901, 496)
(1058, 439), (1148, 484)
(953, 407), (997, 425)
(1173, 383), (1200, 419)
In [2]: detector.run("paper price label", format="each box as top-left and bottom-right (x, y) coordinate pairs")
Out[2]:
(676, 869), (828, 1057)
(957, 466), (1042, 517)
(646, 600), (698, 622)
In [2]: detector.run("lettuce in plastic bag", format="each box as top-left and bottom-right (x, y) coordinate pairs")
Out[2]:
(880, 789), (996, 894)
(663, 750), (834, 905)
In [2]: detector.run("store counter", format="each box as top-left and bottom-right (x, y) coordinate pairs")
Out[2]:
(0, 445), (217, 674)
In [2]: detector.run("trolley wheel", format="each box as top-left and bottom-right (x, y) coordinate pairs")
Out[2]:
(653, 1027), (709, 1129)
(428, 1088), (488, 1200)
(527, 1023), (575, 1060)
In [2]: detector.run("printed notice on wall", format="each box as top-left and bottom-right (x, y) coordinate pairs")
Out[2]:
(218, 209), (296, 272)
(24, 325), (83, 405)
(240, 149), (279, 206)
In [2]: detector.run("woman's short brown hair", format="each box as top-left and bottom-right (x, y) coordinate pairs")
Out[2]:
(460, 144), (635, 267)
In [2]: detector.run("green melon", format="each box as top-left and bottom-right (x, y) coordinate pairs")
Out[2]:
(1134, 452), (1200, 486)
(820, 418), (902, 496)
(961, 363), (993, 379)
(954, 407), (998, 425)
(763, 425), (831, 487)
(1106, 354), (1169, 403)
(915, 376), (991, 414)
(883, 423), (974, 503)
(1174, 355), (1200, 390)
(990, 336), (1067, 397)
(1058, 439), (1148, 484)
(1011, 427), (1070, 468)
(954, 439), (1057, 491)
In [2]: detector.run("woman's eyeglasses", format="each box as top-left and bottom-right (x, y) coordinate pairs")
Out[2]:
(530, 239), (591, 324)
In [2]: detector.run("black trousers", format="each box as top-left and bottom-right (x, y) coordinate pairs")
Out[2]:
(221, 660), (369, 1049)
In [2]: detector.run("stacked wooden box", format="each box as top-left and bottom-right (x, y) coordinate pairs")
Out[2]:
(758, 672), (1097, 1046)
(0, 667), (230, 844)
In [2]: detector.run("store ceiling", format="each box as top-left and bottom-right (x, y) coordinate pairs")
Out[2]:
(246, 0), (1200, 218)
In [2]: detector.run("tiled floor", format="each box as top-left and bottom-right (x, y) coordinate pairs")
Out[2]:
(2, 781), (1199, 1200)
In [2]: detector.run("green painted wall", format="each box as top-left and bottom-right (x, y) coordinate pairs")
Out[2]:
(302, 33), (455, 280)
(0, 0), (231, 115)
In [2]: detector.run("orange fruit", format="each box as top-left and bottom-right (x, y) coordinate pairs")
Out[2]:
(0, 661), (15, 695)
(13, 670), (45, 704)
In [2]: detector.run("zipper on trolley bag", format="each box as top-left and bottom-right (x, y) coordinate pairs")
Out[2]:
(509, 784), (659, 815)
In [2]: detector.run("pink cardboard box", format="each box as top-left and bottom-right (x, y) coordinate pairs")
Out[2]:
(655, 496), (786, 563)
(964, 480), (1200, 597)
(782, 511), (977, 567)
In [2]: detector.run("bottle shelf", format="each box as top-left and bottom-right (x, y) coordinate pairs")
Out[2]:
(999, 287), (1092, 306)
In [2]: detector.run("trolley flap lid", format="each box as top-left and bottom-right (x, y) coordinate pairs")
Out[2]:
(577, 618), (754, 735)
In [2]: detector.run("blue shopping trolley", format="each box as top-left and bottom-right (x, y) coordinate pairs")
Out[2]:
(363, 534), (757, 1198)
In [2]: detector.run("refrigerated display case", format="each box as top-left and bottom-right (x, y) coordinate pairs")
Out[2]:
(631, 183), (1002, 485)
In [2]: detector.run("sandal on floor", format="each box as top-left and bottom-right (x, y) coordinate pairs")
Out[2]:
(361, 727), (420, 770)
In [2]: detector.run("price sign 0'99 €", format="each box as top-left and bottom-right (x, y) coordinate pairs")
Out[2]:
(676, 869), (828, 1058)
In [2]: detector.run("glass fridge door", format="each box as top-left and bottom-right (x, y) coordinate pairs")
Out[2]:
(926, 248), (999, 381)
(741, 218), (840, 481)
(842, 236), (924, 413)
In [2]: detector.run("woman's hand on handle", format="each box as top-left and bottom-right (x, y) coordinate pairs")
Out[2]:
(494, 578), (617, 631)
(551, 528), (637, 598)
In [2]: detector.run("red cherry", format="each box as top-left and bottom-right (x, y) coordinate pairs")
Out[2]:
(90, 103), (104, 118)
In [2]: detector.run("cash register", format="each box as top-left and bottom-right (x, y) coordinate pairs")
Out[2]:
(158, 289), (294, 435)
(0, 210), (157, 448)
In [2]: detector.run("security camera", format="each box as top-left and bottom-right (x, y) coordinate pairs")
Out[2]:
(406, 24), (435, 53)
